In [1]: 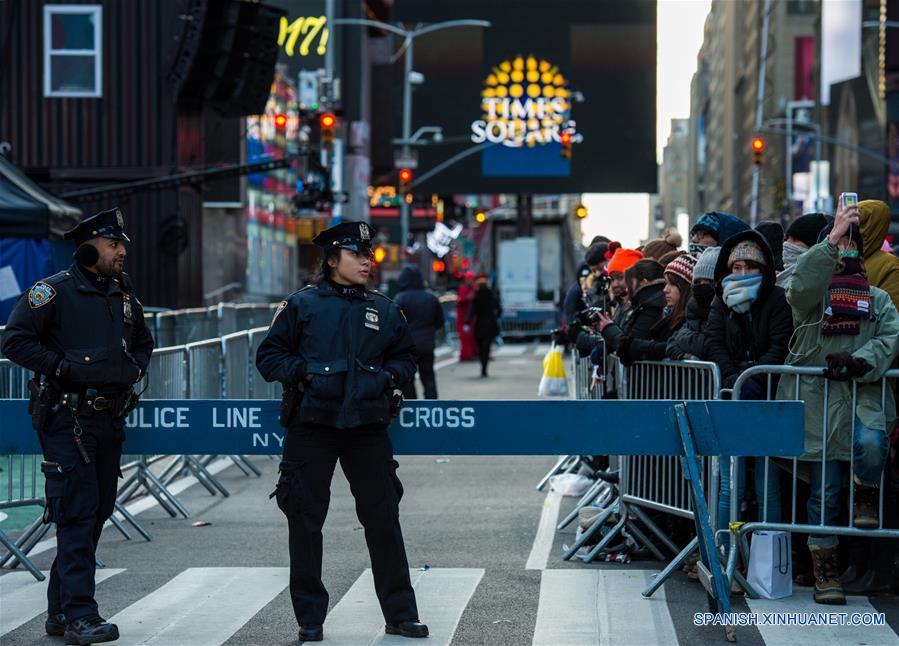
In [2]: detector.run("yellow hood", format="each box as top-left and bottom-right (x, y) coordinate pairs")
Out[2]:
(859, 199), (890, 260)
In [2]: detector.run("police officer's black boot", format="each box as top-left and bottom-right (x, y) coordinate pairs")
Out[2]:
(297, 624), (323, 642)
(385, 620), (429, 638)
(63, 615), (119, 645)
(45, 612), (67, 636)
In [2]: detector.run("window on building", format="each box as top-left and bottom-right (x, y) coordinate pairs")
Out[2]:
(43, 5), (102, 97)
(787, 0), (817, 16)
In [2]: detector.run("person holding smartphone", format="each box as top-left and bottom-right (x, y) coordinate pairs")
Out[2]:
(777, 194), (899, 604)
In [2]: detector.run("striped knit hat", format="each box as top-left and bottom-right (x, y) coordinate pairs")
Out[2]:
(665, 253), (696, 285)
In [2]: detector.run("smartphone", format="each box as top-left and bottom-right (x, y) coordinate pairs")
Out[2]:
(841, 192), (858, 208)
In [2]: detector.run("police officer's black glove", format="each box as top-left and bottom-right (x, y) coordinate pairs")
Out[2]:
(824, 352), (871, 381)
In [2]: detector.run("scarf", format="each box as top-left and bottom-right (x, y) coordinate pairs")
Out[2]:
(822, 256), (871, 336)
(721, 273), (762, 314)
(689, 242), (711, 256)
(781, 241), (806, 270)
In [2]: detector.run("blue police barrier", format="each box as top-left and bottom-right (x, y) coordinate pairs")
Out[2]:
(0, 396), (804, 631)
(0, 399), (804, 457)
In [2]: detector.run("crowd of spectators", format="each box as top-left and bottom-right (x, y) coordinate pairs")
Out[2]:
(562, 198), (899, 604)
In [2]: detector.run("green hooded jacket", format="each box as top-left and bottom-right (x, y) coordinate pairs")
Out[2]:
(776, 241), (899, 461)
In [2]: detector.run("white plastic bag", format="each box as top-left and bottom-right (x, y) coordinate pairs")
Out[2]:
(538, 343), (568, 397)
(747, 530), (792, 599)
(548, 473), (593, 497)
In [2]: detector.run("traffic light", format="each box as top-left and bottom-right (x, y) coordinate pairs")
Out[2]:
(274, 113), (287, 129)
(432, 260), (446, 273)
(560, 131), (572, 160)
(751, 137), (765, 166)
(320, 113), (336, 147)
(373, 246), (387, 264)
(574, 203), (588, 219)
(398, 168), (413, 192)
(475, 210), (487, 224)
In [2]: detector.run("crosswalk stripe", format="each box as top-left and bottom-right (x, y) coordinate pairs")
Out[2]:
(525, 491), (562, 570)
(0, 568), (124, 637)
(746, 590), (899, 645)
(323, 568), (484, 645)
(533, 570), (677, 646)
(534, 344), (551, 356)
(109, 567), (288, 645)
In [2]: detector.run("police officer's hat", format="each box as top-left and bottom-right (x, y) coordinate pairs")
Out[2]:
(312, 220), (373, 253)
(64, 207), (131, 245)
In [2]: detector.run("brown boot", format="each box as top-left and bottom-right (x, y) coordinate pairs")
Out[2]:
(853, 481), (880, 529)
(810, 547), (846, 605)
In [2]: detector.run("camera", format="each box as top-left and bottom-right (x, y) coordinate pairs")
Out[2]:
(573, 307), (604, 327)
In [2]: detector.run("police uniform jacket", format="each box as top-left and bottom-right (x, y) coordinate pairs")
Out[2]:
(256, 280), (417, 429)
(1, 264), (155, 392)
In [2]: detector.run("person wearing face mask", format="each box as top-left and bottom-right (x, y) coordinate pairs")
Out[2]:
(667, 246), (720, 360)
(778, 213), (832, 289)
(776, 201), (899, 605)
(706, 231), (792, 564)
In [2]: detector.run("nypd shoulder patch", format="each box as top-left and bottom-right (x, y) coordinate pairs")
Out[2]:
(28, 282), (56, 309)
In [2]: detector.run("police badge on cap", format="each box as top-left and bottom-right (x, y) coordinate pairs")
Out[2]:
(312, 221), (374, 253)
(64, 207), (131, 246)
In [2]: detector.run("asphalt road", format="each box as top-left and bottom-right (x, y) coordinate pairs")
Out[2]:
(2, 342), (898, 645)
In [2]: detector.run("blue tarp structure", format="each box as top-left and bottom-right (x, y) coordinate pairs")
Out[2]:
(0, 156), (81, 323)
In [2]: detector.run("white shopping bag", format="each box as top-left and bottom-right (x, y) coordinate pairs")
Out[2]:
(548, 473), (593, 497)
(747, 530), (792, 599)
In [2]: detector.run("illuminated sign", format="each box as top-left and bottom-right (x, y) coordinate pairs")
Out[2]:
(471, 55), (582, 148)
(277, 15), (329, 57)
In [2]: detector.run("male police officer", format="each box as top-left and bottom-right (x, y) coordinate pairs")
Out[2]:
(256, 221), (428, 643)
(1, 207), (154, 645)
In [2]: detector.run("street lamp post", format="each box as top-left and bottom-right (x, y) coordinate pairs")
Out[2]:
(335, 18), (491, 251)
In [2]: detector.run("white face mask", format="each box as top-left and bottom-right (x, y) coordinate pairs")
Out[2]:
(781, 241), (807, 269)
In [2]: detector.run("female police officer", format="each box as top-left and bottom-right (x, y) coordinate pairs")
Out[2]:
(256, 221), (427, 643)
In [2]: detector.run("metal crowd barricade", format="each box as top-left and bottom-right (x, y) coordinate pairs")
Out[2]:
(2, 322), (278, 578)
(560, 356), (724, 598)
(728, 365), (899, 597)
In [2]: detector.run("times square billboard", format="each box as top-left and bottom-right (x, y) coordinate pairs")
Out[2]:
(393, 0), (657, 194)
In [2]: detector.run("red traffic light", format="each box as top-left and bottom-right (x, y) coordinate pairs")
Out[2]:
(399, 168), (413, 183)
(751, 137), (765, 152)
(320, 113), (336, 129)
(432, 260), (445, 273)
(560, 131), (572, 145)
(274, 113), (287, 129)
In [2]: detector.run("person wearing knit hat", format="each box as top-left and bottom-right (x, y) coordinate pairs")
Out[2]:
(692, 246), (720, 284)
(727, 240), (767, 270)
(786, 212), (831, 249)
(606, 248), (644, 275)
(605, 248), (644, 322)
(707, 228), (791, 566)
(689, 211), (750, 254)
(642, 230), (683, 260)
(666, 247), (719, 361)
(664, 252), (696, 285)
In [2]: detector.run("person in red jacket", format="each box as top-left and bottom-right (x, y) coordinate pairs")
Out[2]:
(456, 272), (478, 361)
